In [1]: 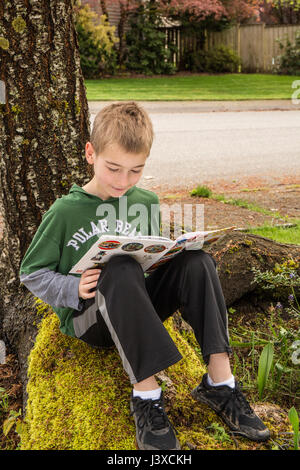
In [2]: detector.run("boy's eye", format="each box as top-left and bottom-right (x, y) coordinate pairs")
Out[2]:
(107, 168), (119, 172)
(107, 167), (141, 174)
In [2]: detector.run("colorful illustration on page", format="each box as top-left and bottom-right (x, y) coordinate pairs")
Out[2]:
(98, 240), (121, 250)
(121, 242), (144, 252)
(144, 244), (167, 253)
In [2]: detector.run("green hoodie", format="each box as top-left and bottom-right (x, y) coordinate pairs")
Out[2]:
(19, 183), (161, 337)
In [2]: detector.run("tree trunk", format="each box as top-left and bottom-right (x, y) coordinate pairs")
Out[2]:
(0, 0), (91, 410)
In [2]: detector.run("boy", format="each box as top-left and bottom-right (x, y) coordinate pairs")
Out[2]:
(19, 101), (270, 450)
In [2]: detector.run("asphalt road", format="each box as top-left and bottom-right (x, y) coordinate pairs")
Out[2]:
(89, 101), (300, 190)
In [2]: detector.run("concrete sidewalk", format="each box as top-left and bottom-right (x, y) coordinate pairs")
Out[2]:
(88, 100), (299, 114)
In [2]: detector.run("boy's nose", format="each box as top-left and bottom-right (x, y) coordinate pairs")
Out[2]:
(116, 174), (130, 187)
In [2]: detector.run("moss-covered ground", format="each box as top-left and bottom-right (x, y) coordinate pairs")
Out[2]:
(19, 308), (293, 450)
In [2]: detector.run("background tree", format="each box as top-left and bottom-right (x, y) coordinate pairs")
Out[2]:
(98, 0), (263, 61)
(73, 1), (119, 77)
(258, 0), (300, 24)
(161, 0), (260, 25)
(99, 0), (141, 66)
(125, 0), (177, 74)
(0, 0), (91, 408)
(157, 0), (260, 55)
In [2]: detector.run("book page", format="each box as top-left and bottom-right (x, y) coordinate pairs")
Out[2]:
(176, 226), (237, 251)
(69, 227), (238, 275)
(69, 235), (176, 274)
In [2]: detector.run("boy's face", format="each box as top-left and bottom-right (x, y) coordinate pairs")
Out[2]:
(85, 142), (148, 200)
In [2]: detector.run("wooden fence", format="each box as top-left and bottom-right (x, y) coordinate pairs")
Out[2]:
(161, 24), (300, 73)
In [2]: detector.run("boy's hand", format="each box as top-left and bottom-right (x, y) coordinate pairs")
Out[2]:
(78, 269), (102, 300)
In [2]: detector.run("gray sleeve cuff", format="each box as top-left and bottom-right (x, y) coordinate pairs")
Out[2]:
(65, 275), (83, 310)
(20, 268), (84, 311)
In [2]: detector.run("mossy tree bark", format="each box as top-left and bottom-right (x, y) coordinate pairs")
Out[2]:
(205, 231), (300, 306)
(170, 230), (300, 334)
(0, 0), (91, 408)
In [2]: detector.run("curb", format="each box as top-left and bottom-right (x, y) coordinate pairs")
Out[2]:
(88, 100), (299, 113)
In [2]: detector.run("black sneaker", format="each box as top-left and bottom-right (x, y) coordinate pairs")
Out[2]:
(191, 373), (270, 442)
(130, 391), (181, 450)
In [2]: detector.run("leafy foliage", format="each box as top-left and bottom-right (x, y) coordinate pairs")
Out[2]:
(125, 1), (177, 75)
(74, 3), (119, 78)
(257, 343), (274, 399)
(161, 0), (259, 23)
(258, 0), (300, 25)
(273, 32), (300, 76)
(182, 45), (241, 73)
(288, 406), (299, 450)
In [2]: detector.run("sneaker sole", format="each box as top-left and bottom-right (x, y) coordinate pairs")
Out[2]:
(191, 387), (270, 442)
(135, 430), (181, 451)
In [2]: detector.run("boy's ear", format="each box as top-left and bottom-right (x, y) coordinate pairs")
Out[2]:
(85, 142), (95, 164)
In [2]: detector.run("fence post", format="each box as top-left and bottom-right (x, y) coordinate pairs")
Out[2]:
(237, 23), (240, 57)
(177, 28), (180, 66)
(262, 23), (266, 72)
(236, 23), (241, 72)
(204, 28), (208, 51)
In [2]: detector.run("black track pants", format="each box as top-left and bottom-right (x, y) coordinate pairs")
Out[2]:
(72, 249), (232, 385)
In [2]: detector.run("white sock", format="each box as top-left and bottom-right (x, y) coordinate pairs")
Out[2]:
(133, 386), (162, 401)
(207, 373), (235, 389)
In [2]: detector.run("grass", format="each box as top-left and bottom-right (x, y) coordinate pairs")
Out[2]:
(85, 73), (299, 101)
(249, 220), (300, 245)
(190, 184), (300, 245)
(212, 194), (283, 219)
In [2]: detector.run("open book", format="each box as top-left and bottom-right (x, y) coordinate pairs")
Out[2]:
(69, 226), (236, 275)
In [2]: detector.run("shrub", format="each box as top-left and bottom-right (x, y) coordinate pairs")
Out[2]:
(182, 45), (241, 73)
(74, 3), (119, 78)
(181, 49), (207, 72)
(206, 46), (241, 73)
(273, 32), (300, 76)
(190, 185), (212, 198)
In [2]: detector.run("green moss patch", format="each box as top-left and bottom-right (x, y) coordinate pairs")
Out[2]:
(20, 311), (287, 450)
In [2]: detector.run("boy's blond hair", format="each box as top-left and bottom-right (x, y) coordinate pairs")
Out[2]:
(90, 101), (154, 158)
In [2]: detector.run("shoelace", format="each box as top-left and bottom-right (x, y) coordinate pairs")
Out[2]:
(220, 382), (254, 415)
(131, 397), (171, 431)
(233, 382), (254, 414)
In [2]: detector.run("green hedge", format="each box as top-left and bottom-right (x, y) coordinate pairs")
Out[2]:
(274, 32), (300, 76)
(182, 46), (241, 73)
